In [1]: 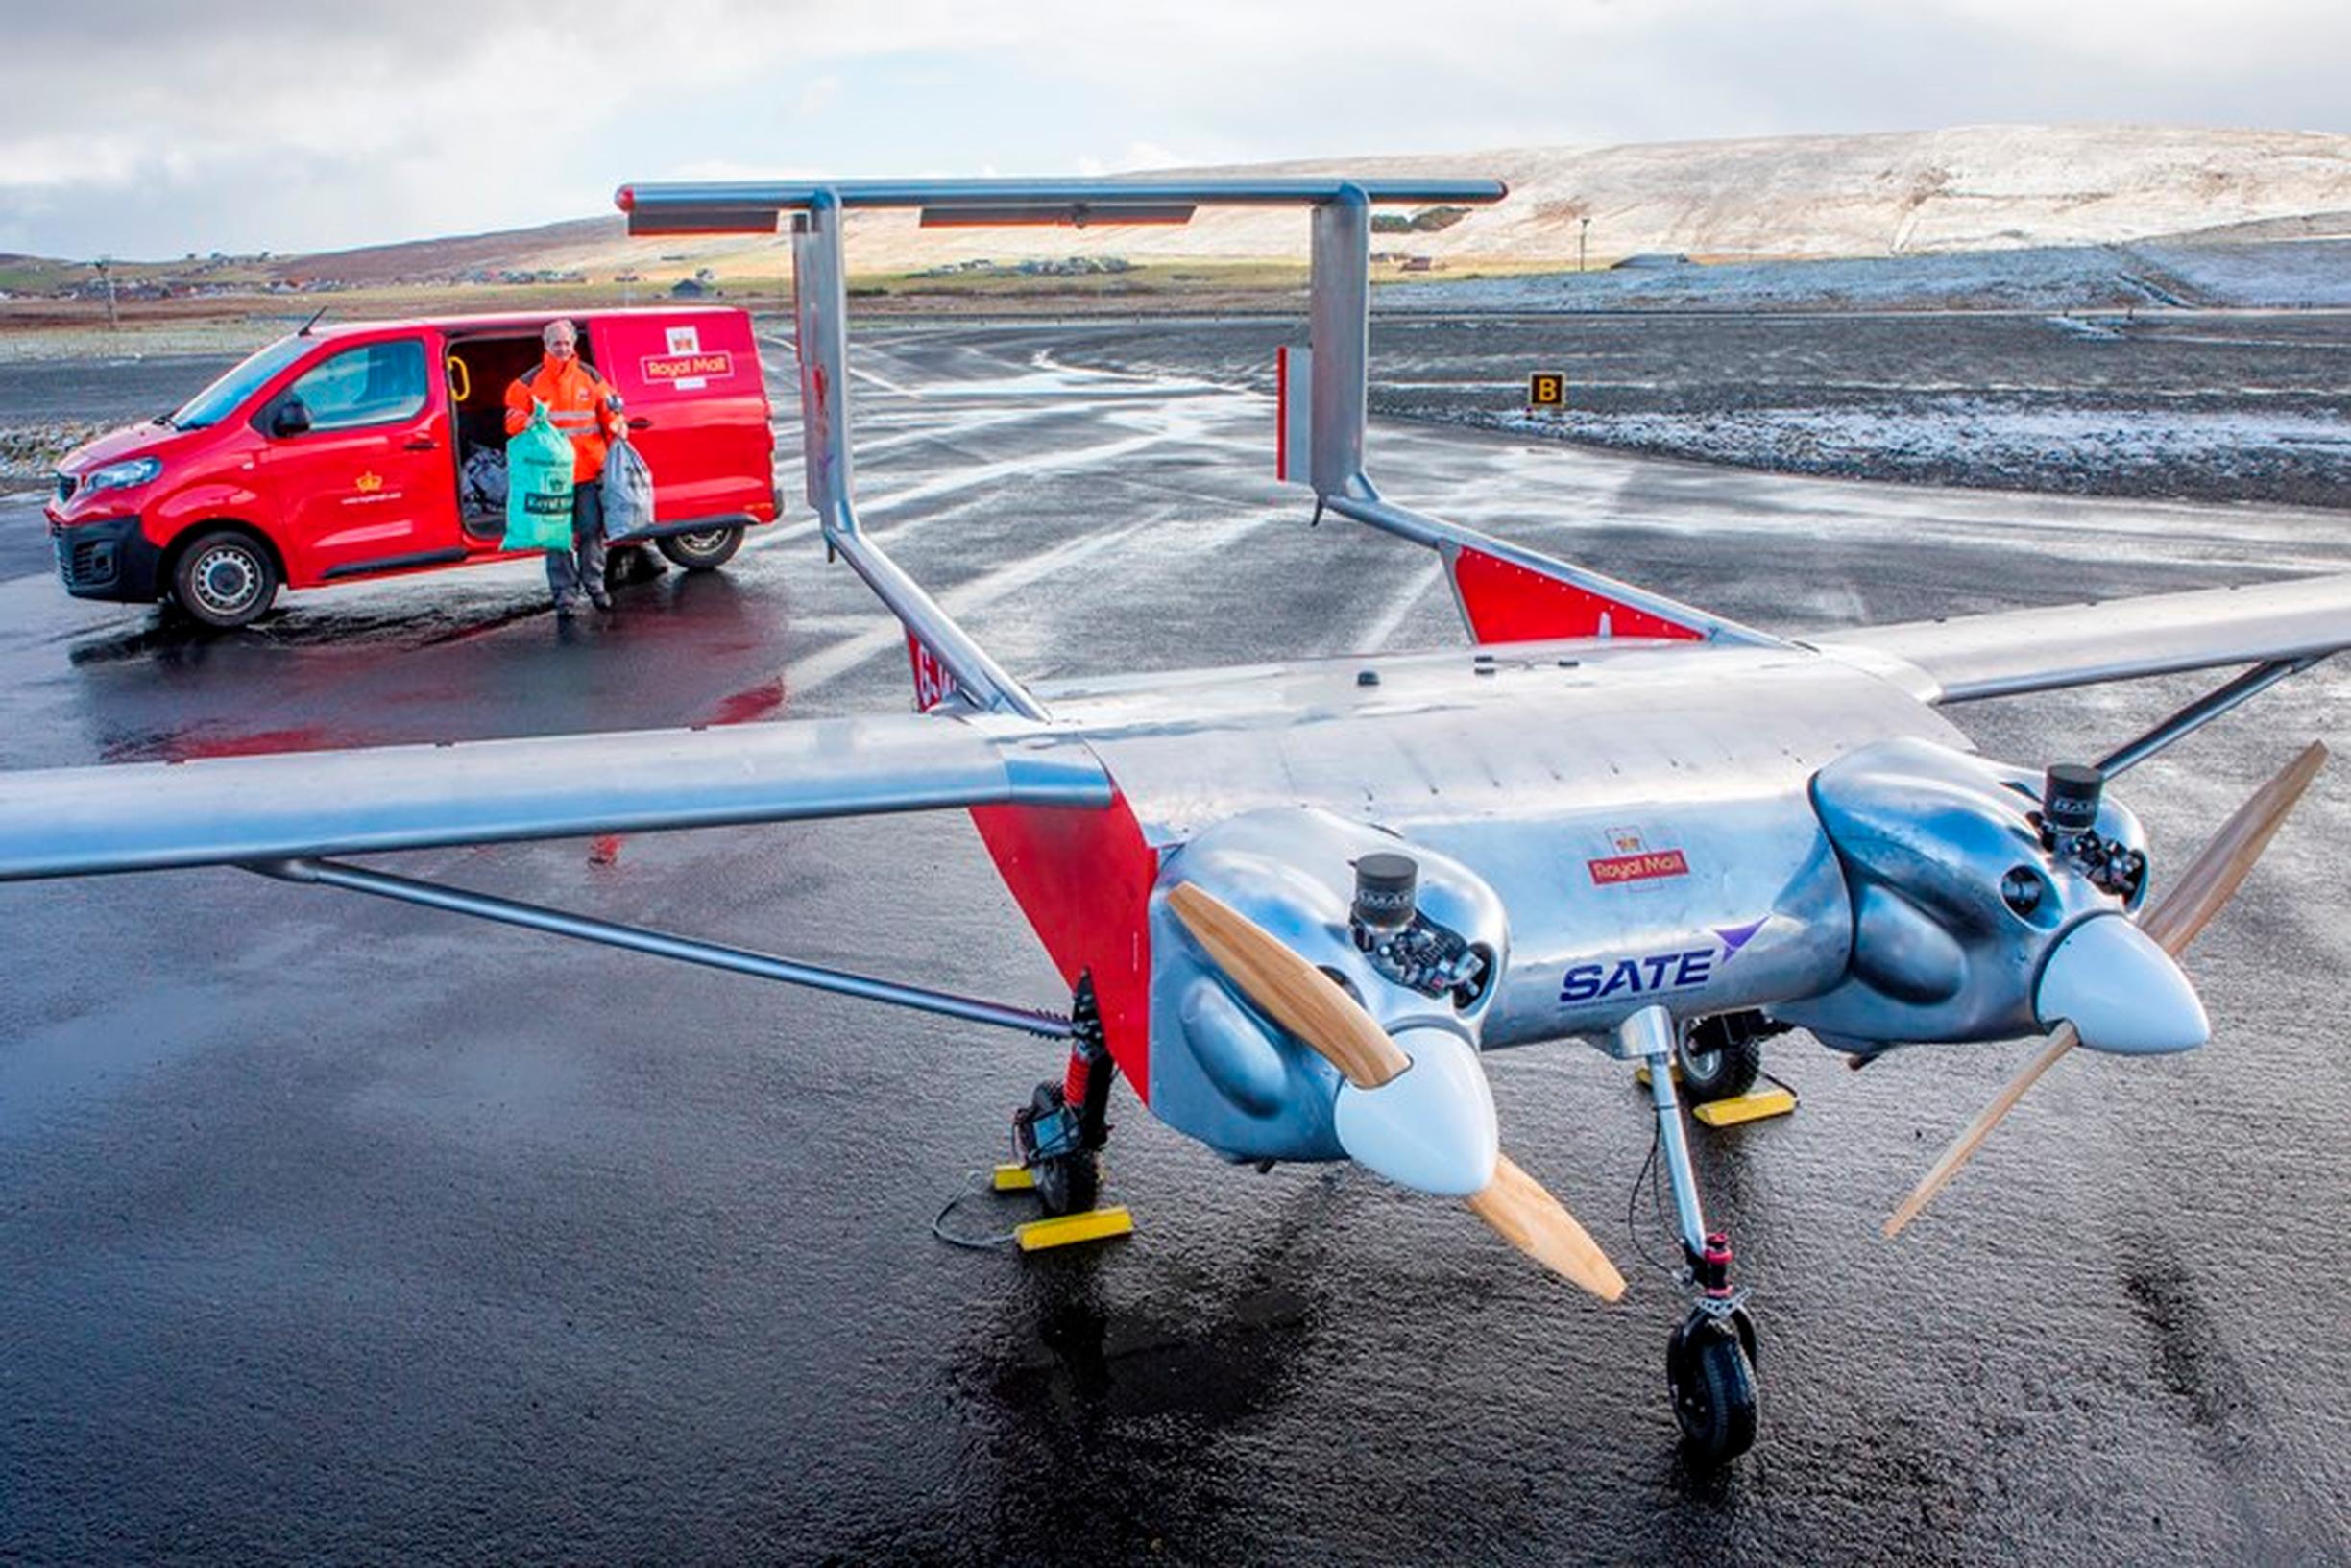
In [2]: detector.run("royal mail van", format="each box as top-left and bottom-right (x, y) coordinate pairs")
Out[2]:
(44, 306), (779, 628)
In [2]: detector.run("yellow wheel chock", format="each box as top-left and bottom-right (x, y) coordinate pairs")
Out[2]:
(1014, 1206), (1135, 1252)
(989, 1164), (1133, 1250)
(1691, 1086), (1799, 1127)
(1634, 1064), (1799, 1127)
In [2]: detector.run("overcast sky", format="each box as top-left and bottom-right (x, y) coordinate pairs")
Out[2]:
(4, 0), (2345, 260)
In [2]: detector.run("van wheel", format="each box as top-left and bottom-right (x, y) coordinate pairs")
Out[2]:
(172, 530), (279, 629)
(657, 525), (743, 571)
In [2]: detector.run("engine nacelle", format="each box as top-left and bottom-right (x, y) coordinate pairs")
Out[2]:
(1780, 737), (2191, 1053)
(1146, 808), (1510, 1164)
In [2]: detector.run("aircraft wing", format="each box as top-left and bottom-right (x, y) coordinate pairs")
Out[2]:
(1811, 572), (2351, 702)
(0, 713), (1108, 880)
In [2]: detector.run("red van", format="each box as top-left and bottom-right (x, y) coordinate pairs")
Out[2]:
(44, 306), (779, 628)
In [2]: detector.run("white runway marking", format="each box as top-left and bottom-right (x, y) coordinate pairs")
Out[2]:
(1355, 559), (1449, 653)
(783, 518), (1157, 698)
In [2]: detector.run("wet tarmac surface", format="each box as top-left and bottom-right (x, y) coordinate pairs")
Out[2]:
(2, 320), (2348, 1565)
(1057, 308), (2351, 507)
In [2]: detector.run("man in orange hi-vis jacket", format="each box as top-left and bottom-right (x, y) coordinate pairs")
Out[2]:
(505, 319), (627, 616)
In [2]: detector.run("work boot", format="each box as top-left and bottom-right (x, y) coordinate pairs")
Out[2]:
(589, 589), (614, 612)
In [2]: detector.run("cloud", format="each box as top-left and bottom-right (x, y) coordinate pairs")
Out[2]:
(2, 0), (2345, 256)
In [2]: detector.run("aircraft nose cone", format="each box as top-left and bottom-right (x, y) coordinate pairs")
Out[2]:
(2035, 913), (2210, 1055)
(1331, 1025), (1500, 1196)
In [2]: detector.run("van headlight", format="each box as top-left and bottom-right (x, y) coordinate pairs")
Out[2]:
(82, 457), (162, 495)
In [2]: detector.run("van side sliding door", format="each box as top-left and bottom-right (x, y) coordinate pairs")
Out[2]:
(592, 311), (777, 531)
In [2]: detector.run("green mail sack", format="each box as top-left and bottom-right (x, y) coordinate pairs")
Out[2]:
(502, 405), (576, 551)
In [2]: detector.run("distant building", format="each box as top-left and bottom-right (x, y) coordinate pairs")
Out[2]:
(670, 277), (711, 299)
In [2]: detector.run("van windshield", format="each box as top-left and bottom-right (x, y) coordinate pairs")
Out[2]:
(170, 336), (313, 430)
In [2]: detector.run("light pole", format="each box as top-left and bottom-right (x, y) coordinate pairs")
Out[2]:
(97, 258), (119, 332)
(1578, 217), (1590, 275)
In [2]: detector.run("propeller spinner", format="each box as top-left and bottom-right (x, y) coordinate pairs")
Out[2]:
(1166, 881), (1626, 1301)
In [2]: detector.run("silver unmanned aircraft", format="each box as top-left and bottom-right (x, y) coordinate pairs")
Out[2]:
(3, 177), (2344, 1460)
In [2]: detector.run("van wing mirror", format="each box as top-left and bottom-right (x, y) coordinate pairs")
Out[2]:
(271, 398), (312, 438)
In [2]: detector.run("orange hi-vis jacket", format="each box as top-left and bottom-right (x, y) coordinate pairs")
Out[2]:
(505, 355), (624, 482)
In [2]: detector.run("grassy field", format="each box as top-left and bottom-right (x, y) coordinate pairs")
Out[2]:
(0, 253), (1595, 363)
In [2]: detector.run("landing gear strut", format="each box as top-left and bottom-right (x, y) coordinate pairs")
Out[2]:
(1625, 1002), (1760, 1462)
(1012, 976), (1115, 1217)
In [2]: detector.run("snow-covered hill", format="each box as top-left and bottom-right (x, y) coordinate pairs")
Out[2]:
(59, 124), (2351, 282)
(826, 124), (2351, 271)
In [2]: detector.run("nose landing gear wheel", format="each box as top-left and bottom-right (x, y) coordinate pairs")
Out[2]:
(1666, 1313), (1759, 1462)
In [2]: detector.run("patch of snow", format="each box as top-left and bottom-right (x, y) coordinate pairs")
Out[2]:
(1388, 238), (2351, 313)
(1493, 402), (2351, 491)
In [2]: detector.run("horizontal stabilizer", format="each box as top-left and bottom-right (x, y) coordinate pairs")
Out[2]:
(618, 177), (1508, 236)
(1814, 573), (2351, 702)
(0, 715), (1109, 880)
(920, 203), (1196, 228)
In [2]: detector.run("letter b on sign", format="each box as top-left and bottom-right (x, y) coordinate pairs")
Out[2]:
(1527, 372), (1565, 412)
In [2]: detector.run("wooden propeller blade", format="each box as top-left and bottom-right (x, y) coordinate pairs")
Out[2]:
(1885, 740), (2328, 1238)
(1169, 882), (1626, 1301)
(1882, 1024), (2079, 1238)
(1468, 1154), (1629, 1301)
(2139, 741), (2329, 956)
(1166, 881), (1407, 1088)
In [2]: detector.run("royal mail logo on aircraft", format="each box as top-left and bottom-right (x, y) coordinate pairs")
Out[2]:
(1588, 826), (1688, 886)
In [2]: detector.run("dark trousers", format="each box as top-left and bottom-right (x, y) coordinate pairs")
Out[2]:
(545, 481), (608, 608)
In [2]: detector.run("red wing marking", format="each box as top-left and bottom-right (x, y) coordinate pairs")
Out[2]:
(1275, 346), (1292, 481)
(1450, 546), (1706, 644)
(970, 789), (1159, 1101)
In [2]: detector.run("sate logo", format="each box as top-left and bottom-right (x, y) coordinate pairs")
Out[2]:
(666, 325), (701, 355)
(354, 471), (383, 493)
(1559, 919), (1765, 1004)
(1588, 826), (1688, 886)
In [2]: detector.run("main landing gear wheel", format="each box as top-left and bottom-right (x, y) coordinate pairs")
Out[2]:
(1677, 1015), (1763, 1102)
(1024, 1080), (1100, 1218)
(656, 525), (743, 571)
(1666, 1312), (1759, 1462)
(172, 529), (279, 630)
